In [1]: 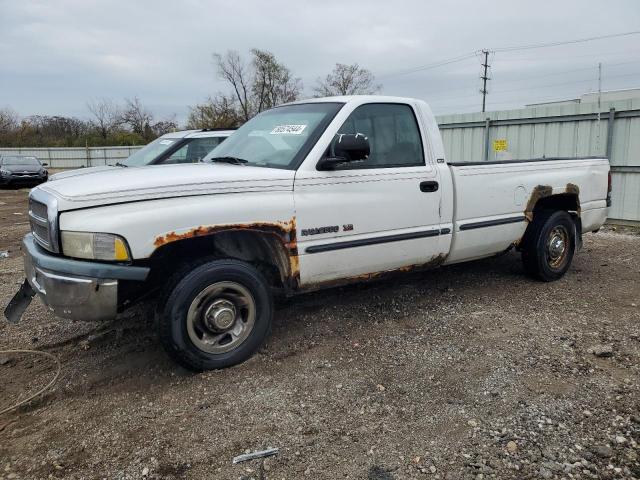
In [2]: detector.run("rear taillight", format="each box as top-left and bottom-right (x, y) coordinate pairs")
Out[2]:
(606, 171), (612, 207)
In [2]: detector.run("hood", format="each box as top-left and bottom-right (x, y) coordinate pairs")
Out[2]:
(49, 165), (114, 181)
(39, 163), (295, 211)
(3, 163), (43, 173)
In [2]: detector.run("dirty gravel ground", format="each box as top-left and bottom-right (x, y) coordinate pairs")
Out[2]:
(0, 186), (639, 480)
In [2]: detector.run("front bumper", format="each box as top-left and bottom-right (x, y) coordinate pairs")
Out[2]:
(1, 173), (46, 184)
(5, 234), (149, 323)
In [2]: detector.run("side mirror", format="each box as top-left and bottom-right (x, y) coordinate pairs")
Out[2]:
(317, 133), (370, 171)
(42, 162), (48, 167)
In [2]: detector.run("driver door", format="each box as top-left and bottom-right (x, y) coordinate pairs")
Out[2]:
(294, 102), (444, 287)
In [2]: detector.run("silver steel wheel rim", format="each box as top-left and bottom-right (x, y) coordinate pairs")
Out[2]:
(547, 225), (569, 268)
(186, 281), (256, 354)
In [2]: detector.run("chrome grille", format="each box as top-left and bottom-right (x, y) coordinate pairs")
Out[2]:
(31, 221), (49, 244)
(29, 198), (51, 249)
(30, 198), (48, 219)
(27, 189), (60, 252)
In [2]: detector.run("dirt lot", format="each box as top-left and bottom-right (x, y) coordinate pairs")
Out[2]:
(1, 186), (639, 480)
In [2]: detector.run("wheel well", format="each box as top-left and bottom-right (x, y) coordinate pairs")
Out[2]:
(532, 193), (580, 216)
(149, 230), (296, 292)
(519, 192), (582, 250)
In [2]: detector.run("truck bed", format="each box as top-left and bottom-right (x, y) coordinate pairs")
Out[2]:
(443, 157), (610, 264)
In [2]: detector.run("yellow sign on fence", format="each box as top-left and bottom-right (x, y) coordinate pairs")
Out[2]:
(493, 139), (508, 151)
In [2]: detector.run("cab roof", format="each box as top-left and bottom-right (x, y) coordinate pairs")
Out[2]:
(285, 95), (422, 106)
(160, 129), (235, 140)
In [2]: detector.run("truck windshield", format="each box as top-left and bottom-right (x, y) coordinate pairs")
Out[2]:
(203, 103), (343, 170)
(122, 137), (181, 167)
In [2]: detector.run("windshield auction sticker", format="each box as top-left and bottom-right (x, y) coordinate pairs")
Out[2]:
(270, 125), (307, 135)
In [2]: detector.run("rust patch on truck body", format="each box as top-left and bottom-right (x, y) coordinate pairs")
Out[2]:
(566, 182), (581, 215)
(524, 183), (581, 221)
(524, 185), (553, 221)
(153, 219), (297, 249)
(565, 183), (580, 196)
(153, 223), (450, 294)
(300, 253), (447, 292)
(518, 183), (582, 250)
(153, 218), (300, 289)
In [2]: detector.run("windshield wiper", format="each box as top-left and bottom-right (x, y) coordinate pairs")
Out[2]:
(208, 156), (248, 166)
(115, 162), (128, 168)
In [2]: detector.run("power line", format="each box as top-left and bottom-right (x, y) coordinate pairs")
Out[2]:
(377, 52), (478, 79)
(408, 59), (640, 103)
(378, 30), (640, 81)
(426, 71), (640, 105)
(490, 59), (640, 85)
(496, 47), (640, 62)
(493, 30), (640, 52)
(430, 81), (640, 113)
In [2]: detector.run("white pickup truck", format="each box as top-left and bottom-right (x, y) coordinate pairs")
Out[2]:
(5, 96), (611, 371)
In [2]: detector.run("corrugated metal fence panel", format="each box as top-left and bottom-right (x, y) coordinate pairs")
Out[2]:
(437, 99), (640, 222)
(608, 109), (640, 221)
(611, 172), (640, 221)
(611, 113), (640, 167)
(0, 146), (143, 168)
(440, 127), (484, 162)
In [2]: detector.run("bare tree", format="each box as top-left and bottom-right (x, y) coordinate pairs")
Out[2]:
(0, 107), (19, 134)
(152, 115), (179, 136)
(187, 94), (242, 129)
(120, 97), (153, 136)
(214, 51), (252, 121)
(314, 63), (381, 97)
(86, 98), (121, 140)
(214, 49), (303, 121)
(251, 49), (302, 113)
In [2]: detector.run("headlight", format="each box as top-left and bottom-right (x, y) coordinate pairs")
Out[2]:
(61, 231), (131, 261)
(0, 168), (9, 176)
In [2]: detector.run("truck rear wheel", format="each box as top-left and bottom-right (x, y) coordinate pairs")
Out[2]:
(522, 210), (576, 282)
(157, 259), (273, 371)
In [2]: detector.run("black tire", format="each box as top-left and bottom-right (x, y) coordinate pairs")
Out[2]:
(522, 210), (576, 282)
(157, 259), (273, 371)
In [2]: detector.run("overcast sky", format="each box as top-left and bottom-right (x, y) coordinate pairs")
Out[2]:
(1, 0), (639, 123)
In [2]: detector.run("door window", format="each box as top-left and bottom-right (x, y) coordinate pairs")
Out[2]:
(328, 103), (425, 169)
(163, 137), (226, 164)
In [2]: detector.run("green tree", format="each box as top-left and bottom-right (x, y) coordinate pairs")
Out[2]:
(187, 95), (241, 129)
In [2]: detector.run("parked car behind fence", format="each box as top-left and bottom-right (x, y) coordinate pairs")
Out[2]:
(0, 155), (48, 186)
(48, 129), (235, 181)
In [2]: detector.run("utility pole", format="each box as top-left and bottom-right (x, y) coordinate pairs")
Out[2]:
(597, 62), (602, 151)
(480, 50), (491, 112)
(597, 62), (602, 111)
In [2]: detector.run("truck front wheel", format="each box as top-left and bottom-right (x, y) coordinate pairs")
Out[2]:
(157, 259), (273, 371)
(522, 210), (576, 282)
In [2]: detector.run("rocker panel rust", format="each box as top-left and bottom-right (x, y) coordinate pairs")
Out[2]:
(153, 218), (300, 289)
(300, 253), (447, 292)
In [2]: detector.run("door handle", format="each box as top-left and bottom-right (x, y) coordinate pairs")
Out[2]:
(419, 181), (439, 192)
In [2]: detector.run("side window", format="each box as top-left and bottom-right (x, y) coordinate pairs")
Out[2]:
(164, 143), (189, 164)
(329, 103), (424, 168)
(163, 137), (225, 164)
